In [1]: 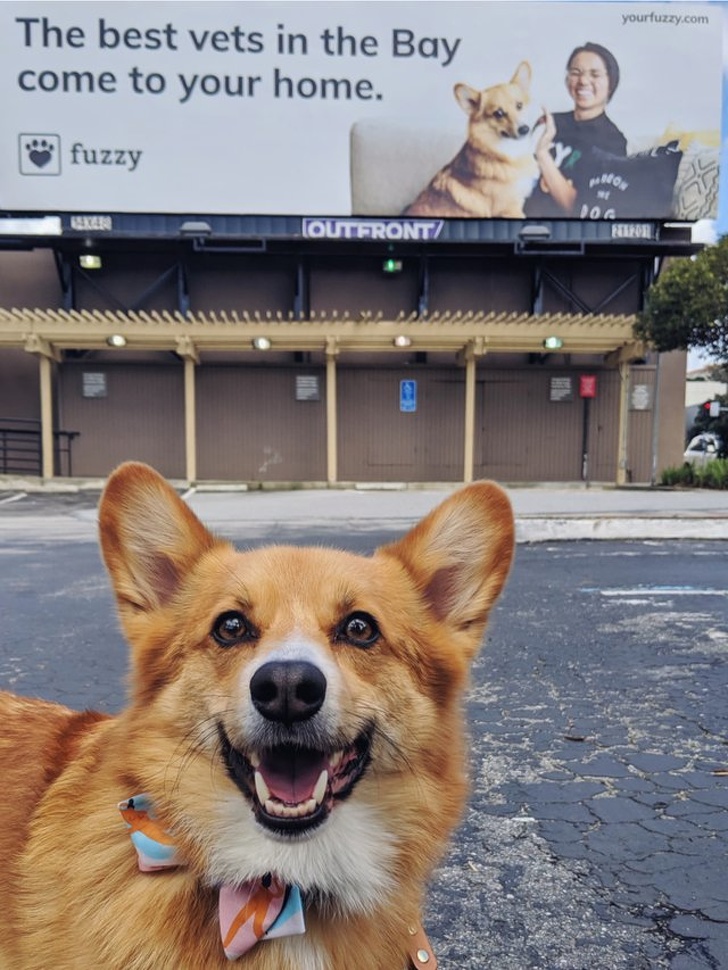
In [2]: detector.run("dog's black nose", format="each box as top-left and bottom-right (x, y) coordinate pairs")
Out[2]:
(250, 661), (327, 724)
(517, 124), (530, 137)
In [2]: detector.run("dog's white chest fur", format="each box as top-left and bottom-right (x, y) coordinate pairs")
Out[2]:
(278, 935), (330, 970)
(209, 793), (396, 914)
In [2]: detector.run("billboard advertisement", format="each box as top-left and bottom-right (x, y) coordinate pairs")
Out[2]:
(0, 1), (721, 221)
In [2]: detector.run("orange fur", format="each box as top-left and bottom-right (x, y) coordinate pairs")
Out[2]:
(0, 462), (514, 969)
(403, 61), (538, 218)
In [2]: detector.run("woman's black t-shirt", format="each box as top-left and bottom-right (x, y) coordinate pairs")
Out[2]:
(524, 112), (627, 217)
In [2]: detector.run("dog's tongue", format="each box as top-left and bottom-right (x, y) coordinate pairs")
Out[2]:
(259, 746), (327, 804)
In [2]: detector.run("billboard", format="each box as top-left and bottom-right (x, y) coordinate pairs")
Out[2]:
(0, 1), (721, 221)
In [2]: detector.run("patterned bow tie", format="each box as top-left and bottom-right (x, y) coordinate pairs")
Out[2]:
(118, 794), (306, 960)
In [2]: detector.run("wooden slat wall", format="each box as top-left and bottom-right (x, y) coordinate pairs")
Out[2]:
(475, 369), (621, 483)
(337, 367), (464, 482)
(59, 362), (185, 478)
(0, 349), (40, 419)
(195, 366), (327, 482)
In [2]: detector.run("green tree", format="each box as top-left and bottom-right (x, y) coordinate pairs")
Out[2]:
(636, 236), (728, 362)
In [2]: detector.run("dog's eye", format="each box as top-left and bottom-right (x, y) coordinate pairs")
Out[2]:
(493, 108), (506, 120)
(338, 611), (380, 648)
(516, 101), (523, 110)
(212, 611), (256, 647)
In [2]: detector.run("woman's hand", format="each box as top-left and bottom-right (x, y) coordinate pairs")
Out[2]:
(535, 107), (556, 160)
(532, 107), (576, 213)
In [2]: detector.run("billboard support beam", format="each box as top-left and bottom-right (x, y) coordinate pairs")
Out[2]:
(294, 258), (309, 320)
(54, 251), (75, 312)
(417, 256), (430, 317)
(177, 261), (190, 316)
(531, 265), (543, 315)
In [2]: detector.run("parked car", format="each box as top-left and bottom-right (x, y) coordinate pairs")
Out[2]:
(684, 433), (724, 467)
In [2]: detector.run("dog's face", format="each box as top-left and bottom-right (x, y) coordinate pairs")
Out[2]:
(455, 61), (536, 156)
(99, 464), (513, 916)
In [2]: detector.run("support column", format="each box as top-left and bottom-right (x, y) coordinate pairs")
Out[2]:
(616, 360), (630, 485)
(606, 341), (646, 486)
(462, 338), (485, 484)
(325, 337), (339, 485)
(39, 356), (54, 480)
(24, 335), (59, 480)
(176, 337), (199, 485)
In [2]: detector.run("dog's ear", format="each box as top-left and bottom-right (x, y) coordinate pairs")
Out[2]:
(379, 482), (514, 652)
(454, 82), (481, 117)
(99, 462), (222, 613)
(511, 60), (532, 92)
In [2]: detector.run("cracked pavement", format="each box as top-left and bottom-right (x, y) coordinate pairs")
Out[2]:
(430, 541), (728, 969)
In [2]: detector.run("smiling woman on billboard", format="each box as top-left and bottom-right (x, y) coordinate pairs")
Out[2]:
(525, 42), (627, 217)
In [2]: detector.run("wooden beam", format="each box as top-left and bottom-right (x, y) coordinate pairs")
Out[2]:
(616, 360), (630, 485)
(183, 356), (197, 484)
(24, 334), (60, 362)
(38, 355), (54, 480)
(325, 337), (338, 485)
(463, 338), (486, 484)
(0, 308), (640, 358)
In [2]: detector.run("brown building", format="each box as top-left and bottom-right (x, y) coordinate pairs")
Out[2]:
(0, 215), (695, 486)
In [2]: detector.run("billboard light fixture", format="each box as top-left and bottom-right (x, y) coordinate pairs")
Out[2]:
(543, 336), (564, 351)
(518, 224), (551, 241)
(106, 334), (127, 348)
(79, 253), (102, 270)
(393, 335), (412, 348)
(179, 221), (213, 236)
(252, 337), (272, 351)
(383, 258), (403, 274)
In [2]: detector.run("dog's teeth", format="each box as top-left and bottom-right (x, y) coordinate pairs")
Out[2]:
(254, 771), (271, 804)
(249, 751), (261, 768)
(313, 769), (328, 806)
(329, 751), (343, 770)
(264, 797), (318, 819)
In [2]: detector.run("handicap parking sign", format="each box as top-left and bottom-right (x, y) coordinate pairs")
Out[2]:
(400, 379), (417, 413)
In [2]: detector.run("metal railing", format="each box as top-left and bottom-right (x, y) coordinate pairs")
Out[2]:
(0, 417), (79, 477)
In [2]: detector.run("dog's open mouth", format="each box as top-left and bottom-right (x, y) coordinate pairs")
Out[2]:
(219, 726), (372, 835)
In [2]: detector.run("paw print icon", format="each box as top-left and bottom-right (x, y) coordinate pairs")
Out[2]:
(19, 134), (62, 175)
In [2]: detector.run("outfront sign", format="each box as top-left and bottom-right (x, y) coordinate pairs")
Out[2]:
(1, 2), (721, 220)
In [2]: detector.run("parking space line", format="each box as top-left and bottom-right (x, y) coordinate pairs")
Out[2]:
(581, 586), (728, 597)
(0, 492), (27, 506)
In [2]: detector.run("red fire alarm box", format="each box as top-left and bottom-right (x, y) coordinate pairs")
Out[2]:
(579, 375), (597, 399)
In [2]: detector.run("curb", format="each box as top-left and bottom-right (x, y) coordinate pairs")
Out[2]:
(1, 513), (726, 544)
(516, 517), (728, 543)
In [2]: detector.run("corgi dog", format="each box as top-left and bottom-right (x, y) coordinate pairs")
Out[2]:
(403, 61), (538, 218)
(0, 462), (514, 970)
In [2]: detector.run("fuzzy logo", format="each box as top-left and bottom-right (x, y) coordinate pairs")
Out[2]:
(19, 134), (61, 175)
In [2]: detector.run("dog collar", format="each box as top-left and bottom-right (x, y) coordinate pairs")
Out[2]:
(118, 794), (306, 960)
(119, 793), (438, 967)
(407, 922), (439, 968)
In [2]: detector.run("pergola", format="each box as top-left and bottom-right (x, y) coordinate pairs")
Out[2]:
(0, 306), (645, 484)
